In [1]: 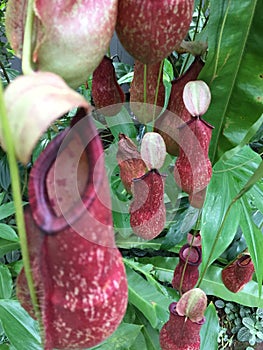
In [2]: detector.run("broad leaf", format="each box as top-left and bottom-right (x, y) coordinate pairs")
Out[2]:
(134, 309), (161, 350)
(200, 162), (240, 274)
(0, 224), (18, 242)
(0, 345), (11, 350)
(0, 202), (26, 221)
(104, 106), (137, 140)
(199, 0), (262, 162)
(0, 300), (42, 350)
(200, 146), (262, 274)
(125, 265), (172, 329)
(161, 205), (199, 250)
(90, 322), (142, 350)
(240, 199), (263, 298)
(0, 264), (12, 299)
(200, 303), (219, 350)
(0, 239), (20, 258)
(0, 156), (11, 191)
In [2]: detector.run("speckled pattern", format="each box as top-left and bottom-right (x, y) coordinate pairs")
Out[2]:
(130, 60), (165, 123)
(172, 244), (202, 293)
(130, 170), (166, 240)
(160, 302), (205, 350)
(117, 134), (147, 193)
(174, 118), (213, 194)
(154, 57), (204, 156)
(18, 209), (128, 349)
(160, 303), (205, 350)
(222, 254), (255, 293)
(92, 56), (125, 116)
(116, 0), (194, 64)
(17, 112), (128, 349)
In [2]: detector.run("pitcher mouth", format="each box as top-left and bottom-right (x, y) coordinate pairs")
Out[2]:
(237, 254), (252, 267)
(28, 108), (104, 234)
(179, 244), (202, 266)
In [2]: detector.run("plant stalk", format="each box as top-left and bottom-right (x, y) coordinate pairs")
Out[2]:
(22, 0), (35, 74)
(0, 81), (41, 322)
(152, 60), (164, 124)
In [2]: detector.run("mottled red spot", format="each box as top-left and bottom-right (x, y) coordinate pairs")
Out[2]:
(222, 254), (254, 293)
(174, 118), (213, 196)
(154, 57), (204, 156)
(160, 302), (205, 350)
(18, 110), (128, 349)
(116, 134), (147, 194)
(92, 56), (125, 116)
(172, 244), (202, 293)
(130, 170), (166, 240)
(130, 60), (165, 124)
(116, 0), (195, 64)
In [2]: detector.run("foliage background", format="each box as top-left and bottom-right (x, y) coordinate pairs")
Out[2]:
(0, 0), (262, 349)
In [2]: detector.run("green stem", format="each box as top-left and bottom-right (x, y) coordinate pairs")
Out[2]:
(193, 0), (203, 41)
(180, 0), (203, 75)
(0, 82), (41, 322)
(22, 0), (35, 74)
(179, 234), (195, 295)
(152, 60), (164, 124)
(210, 0), (231, 83)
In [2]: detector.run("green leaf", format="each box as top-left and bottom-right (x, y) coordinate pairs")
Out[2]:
(118, 72), (134, 85)
(122, 302), (163, 350)
(200, 162), (240, 273)
(161, 205), (199, 250)
(0, 193), (5, 206)
(104, 107), (137, 140)
(129, 332), (148, 350)
(0, 264), (12, 299)
(237, 327), (250, 342)
(200, 264), (263, 308)
(116, 234), (163, 251)
(0, 224), (18, 242)
(133, 309), (161, 350)
(242, 317), (255, 329)
(90, 322), (142, 350)
(0, 300), (42, 350)
(113, 62), (133, 80)
(0, 345), (11, 350)
(8, 260), (23, 278)
(163, 59), (174, 83)
(124, 259), (174, 298)
(200, 146), (263, 274)
(138, 256), (179, 286)
(240, 198), (263, 298)
(200, 303), (219, 350)
(0, 202), (27, 221)
(0, 157), (11, 191)
(0, 239), (20, 258)
(199, 0), (262, 162)
(125, 265), (172, 329)
(221, 114), (263, 162)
